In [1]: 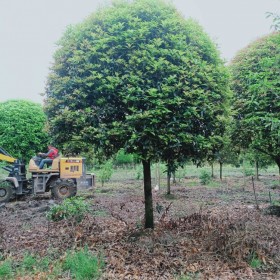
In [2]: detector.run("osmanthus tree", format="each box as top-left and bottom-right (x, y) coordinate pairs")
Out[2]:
(230, 32), (280, 174)
(0, 100), (49, 162)
(45, 0), (230, 228)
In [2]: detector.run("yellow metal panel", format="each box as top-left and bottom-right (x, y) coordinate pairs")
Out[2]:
(0, 154), (16, 163)
(60, 158), (83, 178)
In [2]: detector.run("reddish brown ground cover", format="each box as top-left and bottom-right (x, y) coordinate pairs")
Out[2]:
(0, 175), (279, 279)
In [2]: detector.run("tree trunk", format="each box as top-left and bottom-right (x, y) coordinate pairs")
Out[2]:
(276, 158), (280, 176)
(211, 163), (214, 178)
(158, 162), (161, 189)
(219, 162), (223, 180)
(275, 157), (280, 186)
(172, 172), (176, 184)
(255, 160), (259, 180)
(142, 160), (154, 229)
(167, 171), (171, 195)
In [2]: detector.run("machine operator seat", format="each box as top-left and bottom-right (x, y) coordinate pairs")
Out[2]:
(28, 156), (60, 173)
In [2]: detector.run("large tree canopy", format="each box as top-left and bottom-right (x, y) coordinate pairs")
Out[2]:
(0, 100), (49, 162)
(230, 32), (280, 171)
(45, 0), (230, 228)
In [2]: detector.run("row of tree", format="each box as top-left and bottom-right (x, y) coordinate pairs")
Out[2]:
(1, 0), (279, 229)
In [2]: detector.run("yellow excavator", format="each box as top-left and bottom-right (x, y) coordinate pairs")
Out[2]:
(0, 147), (94, 203)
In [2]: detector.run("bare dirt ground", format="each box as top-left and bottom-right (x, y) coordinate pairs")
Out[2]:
(0, 175), (280, 279)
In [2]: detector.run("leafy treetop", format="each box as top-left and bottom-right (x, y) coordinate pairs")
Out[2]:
(45, 0), (230, 163)
(0, 100), (49, 162)
(230, 32), (280, 169)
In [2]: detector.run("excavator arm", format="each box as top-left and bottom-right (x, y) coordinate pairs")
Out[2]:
(0, 147), (16, 163)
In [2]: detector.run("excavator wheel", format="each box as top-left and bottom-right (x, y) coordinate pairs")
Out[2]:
(51, 179), (77, 200)
(0, 180), (15, 203)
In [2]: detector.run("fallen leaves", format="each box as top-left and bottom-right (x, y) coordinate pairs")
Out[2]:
(0, 177), (280, 279)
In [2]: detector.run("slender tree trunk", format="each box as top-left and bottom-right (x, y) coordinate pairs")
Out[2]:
(211, 163), (214, 178)
(275, 158), (280, 187)
(172, 171), (176, 184)
(219, 162), (223, 180)
(157, 162), (161, 189)
(167, 171), (171, 195)
(255, 160), (259, 180)
(142, 160), (154, 229)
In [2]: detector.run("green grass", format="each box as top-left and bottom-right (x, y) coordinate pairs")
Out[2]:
(92, 163), (280, 184)
(17, 253), (52, 276)
(0, 260), (13, 279)
(207, 181), (222, 188)
(0, 249), (104, 280)
(63, 247), (104, 280)
(249, 253), (262, 269)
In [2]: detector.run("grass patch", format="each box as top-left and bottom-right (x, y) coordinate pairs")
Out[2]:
(207, 181), (221, 188)
(0, 260), (13, 279)
(249, 253), (262, 269)
(17, 253), (52, 276)
(187, 181), (198, 187)
(63, 247), (104, 280)
(0, 249), (104, 280)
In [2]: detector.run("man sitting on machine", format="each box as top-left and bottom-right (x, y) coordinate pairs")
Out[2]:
(37, 145), (59, 169)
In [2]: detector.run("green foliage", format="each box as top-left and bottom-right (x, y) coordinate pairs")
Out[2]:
(114, 149), (135, 166)
(135, 164), (143, 180)
(0, 260), (13, 279)
(45, 0), (229, 164)
(46, 197), (90, 222)
(243, 168), (254, 177)
(199, 170), (211, 185)
(63, 247), (104, 280)
(21, 253), (37, 272)
(249, 252), (262, 269)
(0, 250), (103, 280)
(0, 100), (49, 162)
(230, 32), (280, 169)
(0, 254), (51, 279)
(99, 160), (113, 186)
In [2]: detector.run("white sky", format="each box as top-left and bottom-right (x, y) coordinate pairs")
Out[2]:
(0, 0), (279, 104)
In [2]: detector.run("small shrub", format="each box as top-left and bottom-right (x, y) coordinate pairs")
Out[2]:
(46, 197), (90, 222)
(0, 260), (13, 279)
(249, 252), (262, 268)
(199, 170), (211, 185)
(99, 160), (113, 186)
(63, 247), (104, 280)
(244, 168), (254, 176)
(135, 165), (143, 180)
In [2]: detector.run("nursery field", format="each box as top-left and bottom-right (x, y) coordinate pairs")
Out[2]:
(0, 164), (280, 279)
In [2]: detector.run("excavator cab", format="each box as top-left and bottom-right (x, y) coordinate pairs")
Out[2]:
(28, 156), (60, 172)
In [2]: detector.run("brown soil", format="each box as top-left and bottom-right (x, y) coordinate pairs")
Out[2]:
(0, 175), (280, 279)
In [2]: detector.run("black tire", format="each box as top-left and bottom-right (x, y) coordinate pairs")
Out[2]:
(51, 179), (77, 200)
(0, 180), (15, 203)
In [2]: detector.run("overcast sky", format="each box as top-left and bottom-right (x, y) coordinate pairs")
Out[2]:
(0, 0), (279, 104)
